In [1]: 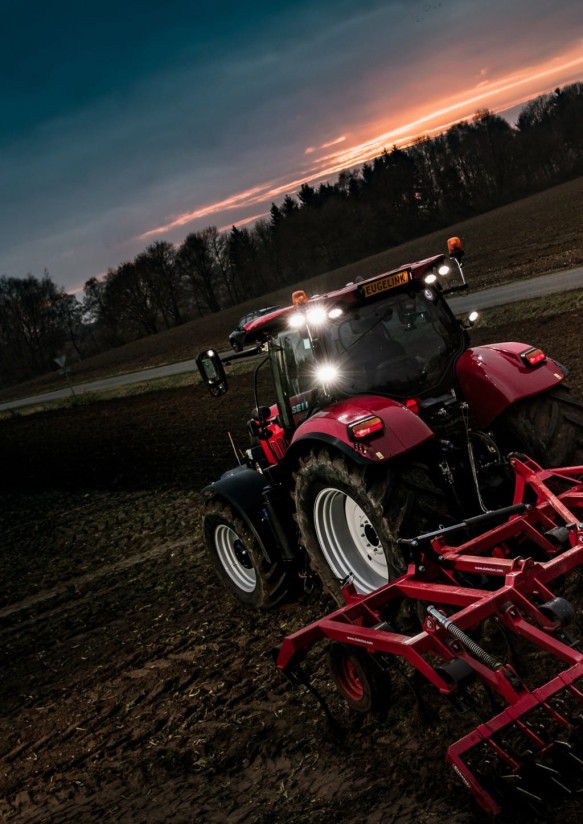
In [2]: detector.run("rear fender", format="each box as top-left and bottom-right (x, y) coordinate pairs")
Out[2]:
(203, 466), (295, 562)
(285, 395), (434, 466)
(456, 343), (566, 426)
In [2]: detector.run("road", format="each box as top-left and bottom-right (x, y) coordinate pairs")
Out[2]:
(446, 265), (583, 313)
(1, 265), (582, 413)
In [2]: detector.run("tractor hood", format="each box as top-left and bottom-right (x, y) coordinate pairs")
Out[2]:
(287, 394), (434, 465)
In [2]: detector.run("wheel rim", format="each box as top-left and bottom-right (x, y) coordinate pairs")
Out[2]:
(313, 487), (388, 593)
(214, 524), (256, 593)
(336, 656), (365, 702)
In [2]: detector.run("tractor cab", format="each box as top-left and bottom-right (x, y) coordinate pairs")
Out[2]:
(197, 239), (473, 441)
(269, 275), (469, 433)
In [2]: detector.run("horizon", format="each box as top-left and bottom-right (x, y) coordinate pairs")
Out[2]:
(2, 0), (582, 295)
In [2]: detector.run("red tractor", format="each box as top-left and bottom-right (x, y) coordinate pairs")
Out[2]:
(198, 240), (583, 813)
(197, 238), (583, 610)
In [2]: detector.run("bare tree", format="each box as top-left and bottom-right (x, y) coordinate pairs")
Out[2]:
(207, 227), (241, 304)
(0, 271), (69, 385)
(103, 262), (160, 337)
(176, 230), (221, 313)
(135, 241), (184, 328)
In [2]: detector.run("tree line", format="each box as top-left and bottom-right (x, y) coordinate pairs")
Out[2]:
(1, 82), (582, 388)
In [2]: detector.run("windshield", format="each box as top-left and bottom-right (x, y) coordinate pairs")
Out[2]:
(270, 284), (465, 429)
(324, 285), (464, 398)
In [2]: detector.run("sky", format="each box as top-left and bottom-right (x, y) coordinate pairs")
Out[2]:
(2, 0), (583, 295)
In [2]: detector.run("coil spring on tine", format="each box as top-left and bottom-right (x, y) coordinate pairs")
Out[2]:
(427, 605), (503, 670)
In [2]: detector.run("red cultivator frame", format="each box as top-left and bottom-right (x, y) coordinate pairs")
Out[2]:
(275, 456), (583, 814)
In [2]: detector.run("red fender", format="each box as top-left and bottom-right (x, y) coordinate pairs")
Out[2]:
(288, 395), (434, 464)
(456, 343), (566, 426)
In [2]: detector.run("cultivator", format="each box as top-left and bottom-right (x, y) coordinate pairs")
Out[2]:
(275, 456), (583, 814)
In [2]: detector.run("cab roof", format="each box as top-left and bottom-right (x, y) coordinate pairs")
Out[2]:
(243, 253), (445, 342)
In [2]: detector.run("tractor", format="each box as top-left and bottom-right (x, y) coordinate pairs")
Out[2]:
(196, 238), (583, 609)
(196, 238), (583, 814)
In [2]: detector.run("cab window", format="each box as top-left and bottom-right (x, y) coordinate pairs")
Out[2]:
(271, 330), (315, 429)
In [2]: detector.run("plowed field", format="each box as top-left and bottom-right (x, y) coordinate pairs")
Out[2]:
(2, 308), (583, 820)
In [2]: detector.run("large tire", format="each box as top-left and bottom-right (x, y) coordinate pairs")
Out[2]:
(497, 386), (583, 467)
(203, 501), (291, 610)
(294, 449), (448, 603)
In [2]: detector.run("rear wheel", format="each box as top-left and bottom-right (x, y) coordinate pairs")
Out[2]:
(203, 501), (290, 609)
(294, 450), (448, 603)
(497, 386), (583, 467)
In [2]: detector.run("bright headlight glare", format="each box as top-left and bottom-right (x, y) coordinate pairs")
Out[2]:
(288, 313), (306, 329)
(424, 274), (437, 285)
(469, 310), (479, 323)
(438, 264), (450, 276)
(328, 307), (343, 319)
(316, 364), (339, 384)
(306, 305), (327, 325)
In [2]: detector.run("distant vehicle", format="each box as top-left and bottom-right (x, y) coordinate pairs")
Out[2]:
(228, 306), (280, 351)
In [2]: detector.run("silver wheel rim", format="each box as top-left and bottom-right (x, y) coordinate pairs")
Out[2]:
(313, 487), (388, 593)
(214, 524), (256, 593)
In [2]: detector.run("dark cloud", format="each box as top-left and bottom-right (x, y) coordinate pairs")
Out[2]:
(1, 0), (582, 290)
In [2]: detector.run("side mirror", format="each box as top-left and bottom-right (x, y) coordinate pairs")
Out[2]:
(196, 349), (228, 396)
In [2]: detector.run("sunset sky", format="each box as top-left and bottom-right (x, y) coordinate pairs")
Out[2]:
(2, 0), (583, 293)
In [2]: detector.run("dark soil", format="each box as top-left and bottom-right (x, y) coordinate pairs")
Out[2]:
(2, 310), (583, 821)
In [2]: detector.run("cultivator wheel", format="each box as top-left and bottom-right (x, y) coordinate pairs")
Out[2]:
(327, 642), (391, 718)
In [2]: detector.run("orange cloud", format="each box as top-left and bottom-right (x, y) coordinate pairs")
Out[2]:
(140, 41), (583, 241)
(304, 135), (347, 155)
(139, 183), (273, 239)
(321, 135), (347, 149)
(310, 41), (583, 174)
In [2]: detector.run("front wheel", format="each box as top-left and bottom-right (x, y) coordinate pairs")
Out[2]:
(294, 450), (447, 603)
(202, 501), (291, 609)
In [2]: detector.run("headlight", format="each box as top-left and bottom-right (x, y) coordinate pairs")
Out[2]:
(288, 313), (306, 329)
(315, 364), (339, 385)
(306, 305), (328, 325)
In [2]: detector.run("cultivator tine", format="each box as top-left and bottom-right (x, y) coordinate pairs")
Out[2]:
(548, 740), (583, 796)
(447, 663), (583, 814)
(506, 751), (583, 809)
(510, 779), (544, 810)
(514, 789), (544, 809)
(532, 761), (572, 795)
(555, 740), (583, 769)
(482, 728), (583, 810)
